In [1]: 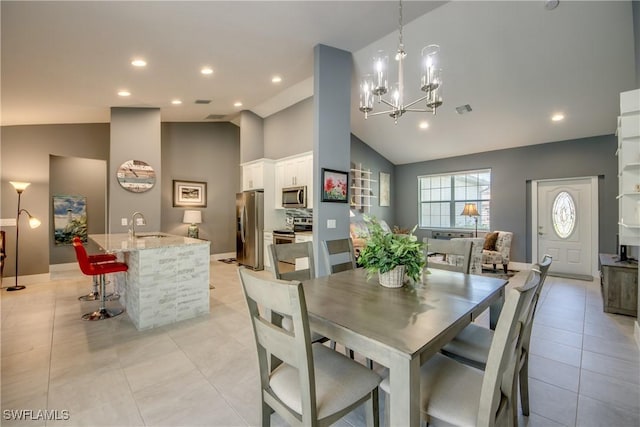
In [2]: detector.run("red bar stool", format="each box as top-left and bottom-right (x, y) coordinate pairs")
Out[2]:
(72, 238), (128, 321)
(73, 237), (118, 301)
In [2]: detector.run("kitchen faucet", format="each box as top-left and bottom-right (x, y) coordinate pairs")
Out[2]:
(130, 212), (146, 238)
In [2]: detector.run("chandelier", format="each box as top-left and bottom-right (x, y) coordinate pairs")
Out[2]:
(359, 0), (443, 124)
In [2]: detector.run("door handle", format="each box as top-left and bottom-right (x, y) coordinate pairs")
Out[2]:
(240, 206), (247, 243)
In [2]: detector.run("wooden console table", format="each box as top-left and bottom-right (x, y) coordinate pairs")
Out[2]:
(599, 253), (638, 316)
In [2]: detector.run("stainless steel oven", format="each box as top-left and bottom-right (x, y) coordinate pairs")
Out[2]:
(272, 230), (296, 273)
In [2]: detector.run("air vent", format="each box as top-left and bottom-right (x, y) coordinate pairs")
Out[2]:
(455, 104), (472, 115)
(204, 114), (225, 120)
(195, 99), (211, 104)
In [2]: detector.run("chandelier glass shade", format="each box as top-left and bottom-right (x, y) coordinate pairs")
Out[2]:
(359, 0), (443, 123)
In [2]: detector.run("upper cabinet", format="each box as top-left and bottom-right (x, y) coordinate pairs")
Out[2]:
(617, 89), (640, 247)
(274, 152), (314, 209)
(241, 159), (274, 191)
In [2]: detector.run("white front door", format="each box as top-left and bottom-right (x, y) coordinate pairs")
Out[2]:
(535, 177), (598, 279)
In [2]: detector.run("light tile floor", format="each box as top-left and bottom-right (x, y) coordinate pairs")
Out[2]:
(1, 262), (639, 426)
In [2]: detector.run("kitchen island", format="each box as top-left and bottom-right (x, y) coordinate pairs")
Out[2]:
(90, 233), (210, 330)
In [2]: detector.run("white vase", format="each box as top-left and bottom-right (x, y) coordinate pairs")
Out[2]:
(378, 265), (405, 288)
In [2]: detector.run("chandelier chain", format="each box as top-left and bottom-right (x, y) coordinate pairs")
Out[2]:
(398, 0), (404, 49)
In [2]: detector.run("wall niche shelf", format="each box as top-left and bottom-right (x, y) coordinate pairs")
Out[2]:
(616, 88), (640, 246)
(350, 163), (377, 211)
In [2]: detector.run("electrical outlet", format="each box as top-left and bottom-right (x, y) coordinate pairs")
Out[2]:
(121, 218), (128, 226)
(136, 218), (145, 226)
(327, 219), (336, 229)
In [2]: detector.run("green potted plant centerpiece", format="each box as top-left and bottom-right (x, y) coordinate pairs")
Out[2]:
(358, 216), (426, 288)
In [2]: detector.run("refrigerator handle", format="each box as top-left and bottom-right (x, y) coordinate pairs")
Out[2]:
(240, 205), (247, 243)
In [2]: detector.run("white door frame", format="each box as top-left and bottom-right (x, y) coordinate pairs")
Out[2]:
(531, 176), (599, 278)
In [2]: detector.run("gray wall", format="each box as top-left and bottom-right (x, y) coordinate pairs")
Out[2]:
(109, 108), (162, 234)
(239, 110), (264, 163)
(1, 123), (110, 276)
(395, 134), (618, 263)
(161, 122), (240, 254)
(313, 44), (352, 277)
(350, 133), (395, 226)
(49, 156), (107, 264)
(264, 97), (313, 159)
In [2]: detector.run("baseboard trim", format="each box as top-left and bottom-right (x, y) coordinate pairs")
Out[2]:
(548, 272), (595, 281)
(211, 252), (235, 261)
(49, 262), (80, 272)
(1, 273), (52, 287)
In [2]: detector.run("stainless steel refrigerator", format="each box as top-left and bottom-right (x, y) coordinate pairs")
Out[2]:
(236, 190), (264, 270)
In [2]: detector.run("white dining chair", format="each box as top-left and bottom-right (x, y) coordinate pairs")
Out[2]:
(269, 242), (328, 345)
(380, 267), (542, 427)
(425, 238), (473, 274)
(238, 267), (382, 427)
(440, 255), (552, 424)
(321, 238), (357, 274)
(269, 241), (315, 282)
(321, 238), (373, 369)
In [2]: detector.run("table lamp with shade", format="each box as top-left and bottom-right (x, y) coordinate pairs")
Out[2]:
(460, 202), (479, 237)
(8, 181), (41, 291)
(183, 210), (202, 239)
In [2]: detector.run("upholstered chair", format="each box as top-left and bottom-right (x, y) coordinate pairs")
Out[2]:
(481, 231), (513, 273)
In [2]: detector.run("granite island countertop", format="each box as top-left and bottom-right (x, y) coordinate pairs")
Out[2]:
(90, 233), (207, 252)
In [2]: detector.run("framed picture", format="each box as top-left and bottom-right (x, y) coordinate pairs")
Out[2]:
(173, 180), (207, 207)
(321, 168), (348, 203)
(379, 172), (390, 206)
(53, 195), (87, 245)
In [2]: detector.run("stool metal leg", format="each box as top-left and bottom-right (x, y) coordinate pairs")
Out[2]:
(82, 274), (124, 321)
(78, 275), (100, 301)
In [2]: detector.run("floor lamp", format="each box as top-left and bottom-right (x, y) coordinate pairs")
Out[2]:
(461, 202), (479, 237)
(8, 181), (41, 291)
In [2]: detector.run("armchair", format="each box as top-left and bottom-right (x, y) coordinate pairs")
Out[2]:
(482, 231), (513, 273)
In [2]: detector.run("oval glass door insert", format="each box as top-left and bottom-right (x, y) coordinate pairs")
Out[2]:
(552, 191), (576, 238)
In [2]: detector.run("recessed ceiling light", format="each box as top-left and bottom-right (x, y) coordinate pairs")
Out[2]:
(171, 99), (182, 105)
(551, 113), (565, 122)
(419, 121), (429, 129)
(272, 75), (282, 84)
(131, 59), (147, 67)
(234, 102), (243, 108)
(118, 90), (131, 97)
(201, 67), (213, 75)
(544, 0), (559, 11)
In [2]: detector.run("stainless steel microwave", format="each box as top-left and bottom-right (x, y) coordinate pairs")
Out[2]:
(282, 186), (307, 208)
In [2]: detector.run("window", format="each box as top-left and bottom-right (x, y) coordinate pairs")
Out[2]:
(418, 169), (491, 231)
(552, 191), (576, 238)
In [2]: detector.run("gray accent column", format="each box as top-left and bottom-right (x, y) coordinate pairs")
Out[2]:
(239, 110), (264, 163)
(109, 108), (161, 233)
(313, 44), (352, 277)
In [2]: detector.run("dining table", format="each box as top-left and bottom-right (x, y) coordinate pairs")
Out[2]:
(302, 267), (508, 427)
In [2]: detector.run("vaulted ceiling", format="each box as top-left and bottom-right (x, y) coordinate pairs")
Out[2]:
(2, 1), (636, 164)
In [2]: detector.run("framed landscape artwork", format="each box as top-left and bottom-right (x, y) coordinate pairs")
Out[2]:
(321, 168), (348, 203)
(53, 195), (87, 245)
(173, 180), (207, 207)
(380, 172), (390, 206)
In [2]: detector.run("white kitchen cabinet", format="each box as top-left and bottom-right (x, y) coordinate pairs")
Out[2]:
(263, 231), (273, 271)
(274, 152), (314, 209)
(295, 233), (313, 270)
(617, 89), (640, 247)
(241, 159), (273, 191)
